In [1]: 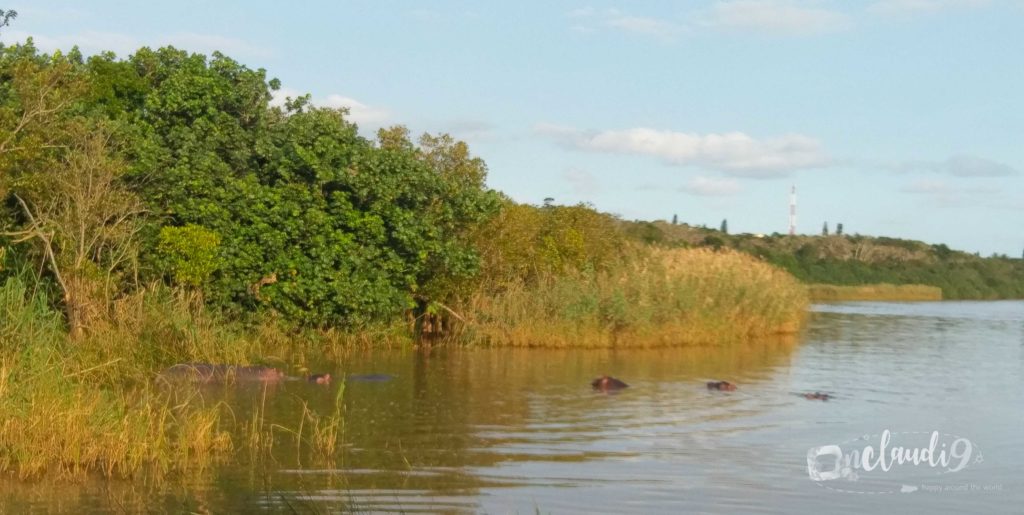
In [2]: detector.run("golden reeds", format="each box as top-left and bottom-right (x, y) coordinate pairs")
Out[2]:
(806, 283), (943, 302)
(463, 247), (809, 347)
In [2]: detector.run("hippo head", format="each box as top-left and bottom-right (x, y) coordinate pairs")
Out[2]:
(707, 381), (736, 391)
(591, 375), (628, 391)
(308, 373), (331, 385)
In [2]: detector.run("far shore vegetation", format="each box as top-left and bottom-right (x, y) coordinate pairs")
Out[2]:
(625, 220), (1024, 300)
(805, 283), (943, 302)
(0, 28), (1018, 480)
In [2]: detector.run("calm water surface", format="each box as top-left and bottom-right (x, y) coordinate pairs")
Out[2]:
(3, 301), (1023, 514)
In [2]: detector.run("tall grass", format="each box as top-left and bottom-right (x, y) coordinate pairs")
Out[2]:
(0, 246), (810, 479)
(806, 283), (943, 302)
(0, 273), (376, 480)
(0, 277), (234, 479)
(464, 247), (808, 347)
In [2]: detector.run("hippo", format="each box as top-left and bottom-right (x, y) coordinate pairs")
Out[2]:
(159, 363), (283, 384)
(158, 363), (330, 385)
(347, 373), (395, 382)
(307, 373), (332, 385)
(803, 392), (831, 401)
(706, 381), (737, 391)
(591, 375), (629, 391)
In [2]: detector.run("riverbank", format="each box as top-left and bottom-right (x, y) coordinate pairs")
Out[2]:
(806, 283), (943, 302)
(0, 244), (808, 479)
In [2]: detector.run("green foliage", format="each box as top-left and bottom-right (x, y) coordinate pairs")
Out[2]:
(624, 220), (1024, 300)
(624, 220), (664, 245)
(0, 43), (499, 328)
(156, 224), (220, 287)
(471, 201), (630, 287)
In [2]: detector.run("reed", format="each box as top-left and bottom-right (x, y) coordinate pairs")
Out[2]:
(302, 379), (347, 460)
(0, 277), (244, 479)
(0, 355), (232, 480)
(463, 247), (808, 347)
(806, 283), (943, 302)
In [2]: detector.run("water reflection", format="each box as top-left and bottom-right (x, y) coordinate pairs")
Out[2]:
(5, 302), (1023, 513)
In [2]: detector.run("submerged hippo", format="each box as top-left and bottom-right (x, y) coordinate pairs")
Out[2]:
(307, 373), (332, 385)
(591, 375), (629, 391)
(706, 381), (737, 391)
(347, 373), (394, 382)
(159, 363), (330, 385)
(803, 392), (831, 401)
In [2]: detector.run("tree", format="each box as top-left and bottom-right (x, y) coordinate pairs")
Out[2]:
(1, 43), (503, 329)
(720, 219), (728, 234)
(672, 214), (678, 225)
(837, 223), (844, 236)
(0, 9), (15, 35)
(822, 222), (829, 236)
(3, 124), (144, 337)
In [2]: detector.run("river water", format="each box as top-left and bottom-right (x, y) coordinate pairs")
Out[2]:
(3, 301), (1022, 513)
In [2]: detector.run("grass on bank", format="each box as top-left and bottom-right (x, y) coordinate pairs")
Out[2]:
(0, 246), (809, 479)
(806, 283), (943, 302)
(0, 276), (363, 481)
(464, 248), (809, 348)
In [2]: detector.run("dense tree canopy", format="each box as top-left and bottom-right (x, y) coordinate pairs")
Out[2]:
(0, 41), (499, 328)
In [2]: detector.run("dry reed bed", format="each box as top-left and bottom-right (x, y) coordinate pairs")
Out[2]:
(0, 278), (343, 480)
(465, 248), (809, 347)
(806, 283), (943, 302)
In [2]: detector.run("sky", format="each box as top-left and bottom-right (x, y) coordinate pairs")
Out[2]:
(3, 0), (1023, 256)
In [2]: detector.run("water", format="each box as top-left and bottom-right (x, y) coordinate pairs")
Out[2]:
(3, 301), (1022, 514)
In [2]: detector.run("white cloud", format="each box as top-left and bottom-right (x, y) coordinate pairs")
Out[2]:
(898, 155), (1018, 177)
(900, 179), (1001, 208)
(568, 7), (600, 18)
(0, 29), (271, 59)
(680, 176), (742, 196)
(2, 29), (138, 56)
(270, 88), (391, 127)
(564, 167), (601, 195)
(605, 15), (683, 40)
(567, 8), (684, 41)
(701, 0), (852, 35)
(167, 32), (272, 58)
(443, 119), (496, 141)
(322, 95), (391, 125)
(269, 87), (303, 109)
(867, 0), (991, 16)
(535, 123), (829, 176)
(900, 179), (950, 193)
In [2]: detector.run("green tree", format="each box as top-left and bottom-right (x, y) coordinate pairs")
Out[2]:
(72, 47), (500, 326)
(156, 224), (220, 288)
(0, 9), (15, 34)
(822, 222), (829, 236)
(720, 219), (728, 234)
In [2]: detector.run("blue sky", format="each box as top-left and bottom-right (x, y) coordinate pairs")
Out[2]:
(4, 1), (1023, 256)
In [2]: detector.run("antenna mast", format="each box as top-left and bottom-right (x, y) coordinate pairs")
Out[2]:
(788, 185), (797, 236)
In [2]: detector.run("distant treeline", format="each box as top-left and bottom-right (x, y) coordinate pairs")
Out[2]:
(623, 221), (1024, 300)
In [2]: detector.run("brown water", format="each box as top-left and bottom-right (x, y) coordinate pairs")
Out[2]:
(3, 301), (1023, 514)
